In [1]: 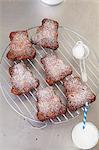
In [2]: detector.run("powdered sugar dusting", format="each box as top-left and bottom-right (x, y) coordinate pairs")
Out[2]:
(37, 87), (64, 114)
(42, 53), (72, 81)
(32, 19), (58, 47)
(64, 76), (95, 108)
(10, 31), (35, 56)
(11, 62), (38, 91)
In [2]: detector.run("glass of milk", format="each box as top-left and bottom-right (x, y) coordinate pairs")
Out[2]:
(41, 0), (64, 5)
(72, 122), (99, 149)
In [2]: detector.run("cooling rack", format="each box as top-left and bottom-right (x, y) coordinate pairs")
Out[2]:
(0, 26), (98, 129)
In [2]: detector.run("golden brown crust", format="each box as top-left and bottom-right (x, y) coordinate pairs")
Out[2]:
(46, 77), (55, 86)
(9, 62), (39, 95)
(45, 72), (72, 86)
(64, 75), (96, 111)
(11, 86), (22, 95)
(7, 49), (36, 61)
(9, 30), (28, 41)
(32, 18), (59, 50)
(11, 85), (40, 96)
(67, 94), (96, 111)
(37, 106), (66, 121)
(36, 87), (66, 121)
(41, 53), (72, 85)
(7, 30), (36, 61)
(9, 66), (14, 76)
(42, 18), (58, 27)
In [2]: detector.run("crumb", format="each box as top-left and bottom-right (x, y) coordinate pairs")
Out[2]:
(36, 138), (38, 141)
(57, 134), (59, 137)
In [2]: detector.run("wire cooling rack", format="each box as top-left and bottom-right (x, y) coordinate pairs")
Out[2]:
(0, 26), (98, 128)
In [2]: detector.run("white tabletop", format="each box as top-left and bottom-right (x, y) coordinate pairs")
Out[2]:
(0, 0), (99, 150)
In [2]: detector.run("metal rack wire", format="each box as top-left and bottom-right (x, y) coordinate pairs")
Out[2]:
(0, 26), (98, 128)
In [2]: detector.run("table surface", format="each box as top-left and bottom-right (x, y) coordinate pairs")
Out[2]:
(0, 0), (99, 150)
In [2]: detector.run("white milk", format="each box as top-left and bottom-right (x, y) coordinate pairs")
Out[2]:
(41, 0), (64, 5)
(72, 122), (99, 149)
